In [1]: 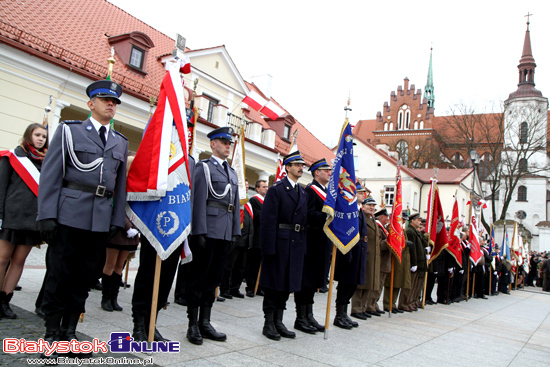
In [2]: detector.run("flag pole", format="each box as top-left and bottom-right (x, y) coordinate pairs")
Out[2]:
(466, 189), (473, 302)
(148, 254), (162, 342)
(423, 169), (437, 308)
(254, 264), (261, 294)
(324, 245), (337, 340)
(389, 256), (394, 318)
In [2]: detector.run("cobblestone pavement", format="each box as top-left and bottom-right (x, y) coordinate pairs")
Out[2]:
(3, 245), (550, 366)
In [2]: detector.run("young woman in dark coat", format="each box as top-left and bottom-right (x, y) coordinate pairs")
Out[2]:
(0, 123), (48, 318)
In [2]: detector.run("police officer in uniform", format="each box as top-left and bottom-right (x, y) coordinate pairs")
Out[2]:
(260, 151), (308, 341)
(294, 158), (332, 334)
(37, 80), (128, 358)
(186, 126), (240, 345)
(131, 109), (196, 342)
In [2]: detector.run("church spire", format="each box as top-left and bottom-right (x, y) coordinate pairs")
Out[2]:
(424, 47), (435, 109)
(508, 13), (542, 99)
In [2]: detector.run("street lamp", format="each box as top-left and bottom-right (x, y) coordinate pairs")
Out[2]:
(469, 149), (480, 197)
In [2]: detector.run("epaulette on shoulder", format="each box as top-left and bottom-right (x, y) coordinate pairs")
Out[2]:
(62, 120), (82, 124)
(199, 159), (210, 163)
(272, 180), (281, 187)
(113, 130), (128, 141)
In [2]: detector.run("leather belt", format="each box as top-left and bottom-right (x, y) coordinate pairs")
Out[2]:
(63, 180), (114, 199)
(207, 200), (235, 213)
(278, 223), (305, 232)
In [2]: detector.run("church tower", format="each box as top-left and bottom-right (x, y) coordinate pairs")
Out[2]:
(423, 48), (435, 109)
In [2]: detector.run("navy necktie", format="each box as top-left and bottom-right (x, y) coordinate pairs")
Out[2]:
(223, 161), (230, 178)
(98, 126), (106, 146)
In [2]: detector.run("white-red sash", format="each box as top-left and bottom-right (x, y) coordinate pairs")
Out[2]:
(245, 202), (253, 219)
(310, 184), (326, 201)
(376, 220), (388, 236)
(0, 150), (40, 196)
(252, 194), (264, 204)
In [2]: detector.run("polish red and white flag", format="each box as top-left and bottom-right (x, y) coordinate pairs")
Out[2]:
(242, 90), (267, 111)
(260, 100), (285, 120)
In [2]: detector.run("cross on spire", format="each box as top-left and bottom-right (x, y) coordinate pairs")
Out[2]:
(525, 12), (533, 30)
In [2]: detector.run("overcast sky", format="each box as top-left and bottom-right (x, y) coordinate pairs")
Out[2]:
(109, 0), (550, 147)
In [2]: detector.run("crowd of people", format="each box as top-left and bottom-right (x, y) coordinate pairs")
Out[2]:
(1, 79), (548, 361)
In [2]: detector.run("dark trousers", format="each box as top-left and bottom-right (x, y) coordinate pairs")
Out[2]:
(245, 248), (262, 292)
(131, 237), (182, 316)
(294, 286), (316, 306)
(262, 288), (290, 313)
(474, 271), (485, 297)
(335, 282), (357, 305)
(436, 273), (448, 303)
(42, 224), (107, 314)
(174, 263), (189, 301)
(185, 237), (230, 308)
(221, 244), (247, 293)
(450, 271), (463, 299)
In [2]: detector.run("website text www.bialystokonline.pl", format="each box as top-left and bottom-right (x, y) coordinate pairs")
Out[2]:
(26, 356), (154, 365)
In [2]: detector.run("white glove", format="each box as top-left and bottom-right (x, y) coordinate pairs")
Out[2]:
(459, 270), (464, 274)
(493, 271), (497, 275)
(127, 228), (139, 238)
(434, 272), (438, 275)
(410, 266), (418, 272)
(448, 268), (454, 274)
(426, 254), (431, 260)
(426, 246), (432, 254)
(466, 244), (471, 248)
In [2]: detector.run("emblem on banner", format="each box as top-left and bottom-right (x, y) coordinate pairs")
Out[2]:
(156, 211), (180, 237)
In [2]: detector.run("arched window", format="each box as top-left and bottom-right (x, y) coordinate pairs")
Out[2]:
(405, 110), (410, 129)
(520, 122), (528, 144)
(396, 140), (409, 166)
(453, 152), (465, 168)
(479, 153), (493, 180)
(517, 185), (527, 201)
(419, 121), (424, 129)
(383, 122), (388, 131)
(413, 121), (418, 130)
(519, 158), (528, 173)
(389, 122), (394, 130)
(398, 111), (404, 130)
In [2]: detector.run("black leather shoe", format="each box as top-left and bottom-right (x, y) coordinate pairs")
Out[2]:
(480, 295), (488, 300)
(14, 285), (22, 291)
(174, 297), (187, 306)
(35, 307), (45, 319)
(187, 325), (203, 345)
(220, 291), (233, 300)
(376, 310), (385, 314)
(199, 307), (227, 342)
(366, 311), (381, 317)
(263, 312), (281, 341)
(230, 290), (245, 299)
(217, 296), (226, 302)
(256, 289), (264, 296)
(319, 286), (329, 293)
(350, 312), (367, 320)
(246, 290), (255, 298)
(394, 308), (404, 314)
(362, 312), (372, 318)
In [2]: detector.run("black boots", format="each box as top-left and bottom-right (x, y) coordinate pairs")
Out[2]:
(186, 307), (203, 345)
(101, 273), (113, 312)
(110, 273), (123, 311)
(262, 311), (281, 340)
(274, 309), (295, 338)
(294, 305), (317, 334)
(333, 304), (353, 329)
(132, 312), (148, 342)
(306, 304), (324, 331)
(101, 273), (123, 312)
(199, 306), (226, 341)
(0, 291), (16, 319)
(61, 312), (92, 358)
(40, 313), (63, 360)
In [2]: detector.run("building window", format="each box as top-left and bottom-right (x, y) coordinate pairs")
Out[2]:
(398, 111), (403, 130)
(413, 121), (418, 130)
(384, 186), (395, 206)
(405, 110), (410, 129)
(520, 122), (528, 144)
(129, 46), (144, 69)
(203, 94), (219, 123)
(517, 185), (527, 201)
(454, 152), (465, 168)
(283, 124), (291, 140)
(419, 121), (424, 129)
(396, 140), (409, 166)
(384, 122), (388, 131)
(519, 158), (528, 173)
(389, 122), (394, 130)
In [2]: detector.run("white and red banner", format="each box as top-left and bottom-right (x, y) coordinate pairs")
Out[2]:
(260, 100), (284, 120)
(0, 150), (40, 196)
(426, 180), (449, 263)
(447, 194), (462, 267)
(469, 215), (483, 265)
(242, 90), (267, 111)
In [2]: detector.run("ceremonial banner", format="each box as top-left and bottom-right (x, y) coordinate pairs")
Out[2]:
(126, 61), (192, 261)
(231, 125), (247, 205)
(260, 100), (284, 120)
(275, 139), (297, 182)
(426, 181), (449, 263)
(322, 120), (359, 254)
(242, 90), (267, 111)
(469, 215), (482, 265)
(388, 166), (405, 262)
(446, 194), (462, 267)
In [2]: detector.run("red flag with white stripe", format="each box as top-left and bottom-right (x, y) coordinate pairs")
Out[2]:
(260, 100), (284, 120)
(242, 90), (267, 111)
(469, 215), (483, 265)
